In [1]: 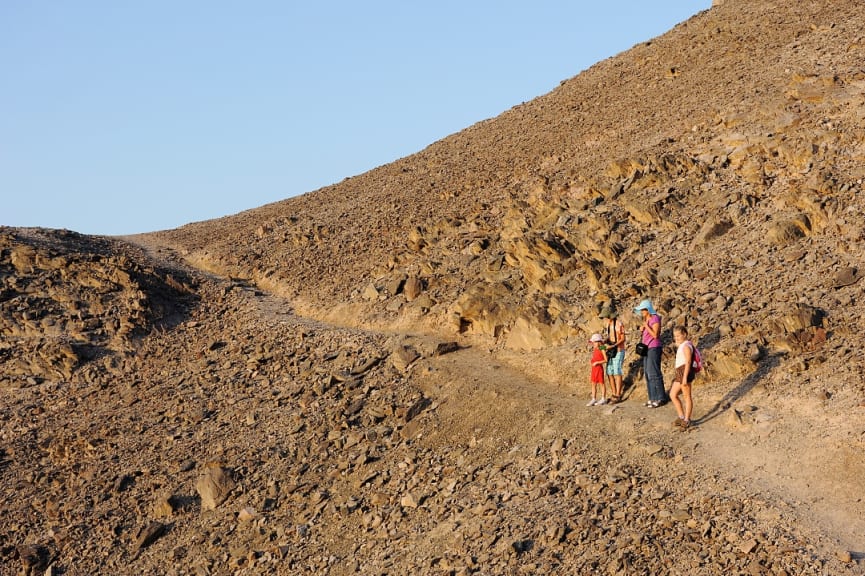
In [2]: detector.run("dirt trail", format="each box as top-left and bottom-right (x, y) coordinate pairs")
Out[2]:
(127, 234), (865, 565)
(272, 299), (862, 559)
(496, 345), (865, 555)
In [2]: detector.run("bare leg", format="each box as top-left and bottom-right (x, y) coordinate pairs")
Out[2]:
(682, 383), (693, 421)
(669, 381), (684, 419)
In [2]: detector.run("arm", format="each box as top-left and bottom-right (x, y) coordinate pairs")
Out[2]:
(593, 350), (608, 366)
(601, 349), (608, 363)
(644, 315), (661, 340)
(614, 322), (625, 347)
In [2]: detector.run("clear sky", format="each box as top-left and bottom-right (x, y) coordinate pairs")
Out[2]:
(1, 1), (710, 236)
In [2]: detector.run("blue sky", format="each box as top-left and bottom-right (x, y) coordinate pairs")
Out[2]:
(1, 1), (710, 236)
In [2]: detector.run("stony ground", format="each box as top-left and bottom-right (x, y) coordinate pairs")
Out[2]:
(3, 0), (865, 574)
(1, 228), (862, 575)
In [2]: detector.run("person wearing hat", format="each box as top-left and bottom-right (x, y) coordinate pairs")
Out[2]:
(634, 298), (666, 407)
(584, 333), (609, 406)
(600, 305), (626, 403)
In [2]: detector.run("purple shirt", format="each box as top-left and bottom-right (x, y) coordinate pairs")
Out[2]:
(641, 314), (662, 348)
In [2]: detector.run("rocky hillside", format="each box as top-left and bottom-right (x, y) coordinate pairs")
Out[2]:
(2, 227), (861, 575)
(154, 0), (864, 371)
(2, 0), (865, 574)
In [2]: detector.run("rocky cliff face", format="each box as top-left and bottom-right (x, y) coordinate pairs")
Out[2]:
(3, 0), (865, 574)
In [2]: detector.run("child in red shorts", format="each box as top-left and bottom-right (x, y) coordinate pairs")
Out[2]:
(585, 333), (608, 406)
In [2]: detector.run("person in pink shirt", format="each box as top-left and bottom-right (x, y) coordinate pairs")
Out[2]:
(635, 299), (666, 407)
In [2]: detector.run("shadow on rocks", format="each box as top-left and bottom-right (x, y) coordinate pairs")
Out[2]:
(695, 353), (782, 425)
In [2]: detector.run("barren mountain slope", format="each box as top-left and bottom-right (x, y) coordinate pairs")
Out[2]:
(3, 0), (865, 574)
(152, 0), (863, 319)
(146, 0), (865, 554)
(147, 0), (865, 416)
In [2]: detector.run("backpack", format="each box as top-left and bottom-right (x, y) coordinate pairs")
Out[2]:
(689, 342), (703, 373)
(605, 319), (621, 358)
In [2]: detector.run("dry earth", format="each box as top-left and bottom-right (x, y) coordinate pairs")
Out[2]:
(2, 229), (862, 576)
(3, 0), (865, 574)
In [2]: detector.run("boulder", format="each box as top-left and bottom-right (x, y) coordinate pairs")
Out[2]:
(196, 465), (237, 511)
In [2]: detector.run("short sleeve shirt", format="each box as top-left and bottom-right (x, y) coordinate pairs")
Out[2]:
(641, 314), (662, 348)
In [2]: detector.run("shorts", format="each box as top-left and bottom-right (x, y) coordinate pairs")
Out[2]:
(674, 365), (696, 384)
(606, 349), (625, 376)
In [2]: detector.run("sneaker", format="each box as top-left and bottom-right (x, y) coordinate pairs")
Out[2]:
(649, 401), (660, 408)
(673, 418), (685, 428)
(645, 401), (653, 407)
(680, 420), (692, 430)
(586, 399), (597, 407)
(596, 398), (608, 405)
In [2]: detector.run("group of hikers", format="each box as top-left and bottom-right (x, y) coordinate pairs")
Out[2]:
(584, 298), (698, 429)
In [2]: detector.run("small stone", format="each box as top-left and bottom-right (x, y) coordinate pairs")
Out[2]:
(837, 549), (853, 563)
(152, 494), (177, 518)
(404, 276), (423, 301)
(747, 344), (763, 362)
(400, 493), (419, 509)
(391, 346), (421, 372)
(739, 539), (758, 554)
(833, 267), (862, 288)
(362, 283), (380, 301)
(671, 509), (690, 522)
(370, 493), (389, 506)
(134, 521), (167, 552)
(433, 341), (460, 356)
(196, 465), (237, 511)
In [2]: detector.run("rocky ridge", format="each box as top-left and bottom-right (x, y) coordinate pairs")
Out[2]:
(0, 229), (195, 387)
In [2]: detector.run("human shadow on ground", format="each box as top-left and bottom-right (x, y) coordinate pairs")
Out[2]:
(621, 357), (643, 401)
(619, 326), (772, 419)
(694, 353), (781, 425)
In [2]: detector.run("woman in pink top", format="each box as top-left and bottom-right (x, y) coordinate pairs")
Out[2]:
(635, 298), (665, 407)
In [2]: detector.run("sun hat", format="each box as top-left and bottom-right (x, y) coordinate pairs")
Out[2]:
(633, 299), (656, 315)
(589, 333), (604, 342)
